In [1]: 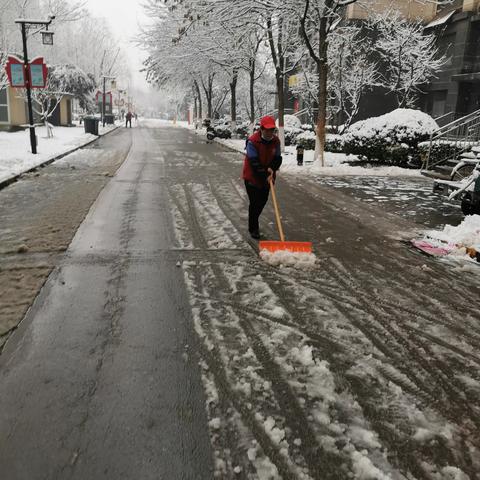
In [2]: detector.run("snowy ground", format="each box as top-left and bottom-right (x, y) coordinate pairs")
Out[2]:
(0, 122), (118, 185)
(2, 124), (479, 478)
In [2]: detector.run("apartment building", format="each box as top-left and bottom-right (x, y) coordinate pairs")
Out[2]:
(345, 0), (480, 121)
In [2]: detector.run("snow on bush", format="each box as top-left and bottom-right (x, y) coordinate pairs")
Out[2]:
(296, 131), (344, 153)
(296, 130), (316, 147)
(280, 114), (302, 129)
(343, 109), (438, 166)
(345, 109), (438, 144)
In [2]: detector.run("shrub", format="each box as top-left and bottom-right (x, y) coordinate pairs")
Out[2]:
(417, 141), (471, 168)
(284, 127), (303, 146)
(296, 132), (345, 153)
(342, 109), (438, 166)
(296, 131), (316, 150)
(325, 134), (344, 153)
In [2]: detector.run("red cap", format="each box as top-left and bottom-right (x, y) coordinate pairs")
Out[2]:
(260, 115), (276, 129)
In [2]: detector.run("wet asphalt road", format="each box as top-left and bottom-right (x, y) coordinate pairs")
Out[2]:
(0, 126), (213, 479)
(1, 122), (480, 480)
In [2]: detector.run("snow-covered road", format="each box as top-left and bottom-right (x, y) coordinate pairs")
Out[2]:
(1, 122), (479, 479)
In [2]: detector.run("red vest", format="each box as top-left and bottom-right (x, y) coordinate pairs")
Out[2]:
(242, 131), (280, 188)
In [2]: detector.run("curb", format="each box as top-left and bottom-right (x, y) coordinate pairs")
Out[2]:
(0, 125), (121, 191)
(213, 137), (245, 155)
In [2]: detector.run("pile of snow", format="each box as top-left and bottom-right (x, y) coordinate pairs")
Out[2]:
(260, 249), (317, 268)
(427, 215), (480, 247)
(421, 215), (480, 262)
(344, 109), (438, 145)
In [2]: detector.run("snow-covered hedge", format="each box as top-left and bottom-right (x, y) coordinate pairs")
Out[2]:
(343, 109), (438, 166)
(417, 141), (472, 168)
(296, 131), (344, 153)
(296, 131), (316, 150)
(285, 127), (303, 146)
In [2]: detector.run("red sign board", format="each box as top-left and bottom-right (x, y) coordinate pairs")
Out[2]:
(4, 55), (48, 89)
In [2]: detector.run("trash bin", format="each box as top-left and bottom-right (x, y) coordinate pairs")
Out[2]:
(296, 145), (304, 166)
(104, 114), (114, 125)
(84, 117), (99, 135)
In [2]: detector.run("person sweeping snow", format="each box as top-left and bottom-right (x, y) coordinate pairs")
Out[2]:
(242, 115), (282, 239)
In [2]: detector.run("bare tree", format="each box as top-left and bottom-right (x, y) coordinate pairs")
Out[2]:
(371, 9), (448, 108)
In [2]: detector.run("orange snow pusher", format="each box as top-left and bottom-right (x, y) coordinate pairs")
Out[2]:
(259, 178), (312, 254)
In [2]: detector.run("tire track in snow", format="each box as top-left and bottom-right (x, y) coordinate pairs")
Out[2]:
(320, 259), (480, 460)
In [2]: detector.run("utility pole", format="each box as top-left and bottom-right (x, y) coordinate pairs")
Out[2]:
(15, 16), (55, 154)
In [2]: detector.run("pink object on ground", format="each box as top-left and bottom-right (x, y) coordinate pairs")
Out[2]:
(411, 239), (452, 256)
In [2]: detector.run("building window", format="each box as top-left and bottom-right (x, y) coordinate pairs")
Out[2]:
(437, 32), (456, 66)
(432, 90), (447, 118)
(0, 88), (9, 123)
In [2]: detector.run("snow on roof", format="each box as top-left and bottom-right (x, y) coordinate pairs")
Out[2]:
(425, 10), (455, 29)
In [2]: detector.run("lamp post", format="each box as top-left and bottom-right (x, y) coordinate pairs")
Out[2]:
(101, 75), (115, 128)
(15, 16), (55, 154)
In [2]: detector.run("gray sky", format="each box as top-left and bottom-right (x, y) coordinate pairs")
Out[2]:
(83, 0), (150, 92)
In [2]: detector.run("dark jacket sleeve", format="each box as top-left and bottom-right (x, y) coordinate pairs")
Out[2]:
(246, 141), (267, 181)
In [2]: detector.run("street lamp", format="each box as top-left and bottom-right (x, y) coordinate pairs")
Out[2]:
(15, 15), (55, 154)
(40, 29), (54, 46)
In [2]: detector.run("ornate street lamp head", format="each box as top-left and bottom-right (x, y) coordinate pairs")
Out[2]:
(41, 30), (54, 45)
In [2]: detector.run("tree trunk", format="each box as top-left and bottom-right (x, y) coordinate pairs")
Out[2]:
(230, 70), (238, 131)
(194, 80), (202, 120)
(249, 59), (256, 130)
(276, 73), (285, 151)
(193, 96), (198, 125)
(266, 17), (285, 151)
(201, 75), (214, 119)
(315, 8), (329, 167)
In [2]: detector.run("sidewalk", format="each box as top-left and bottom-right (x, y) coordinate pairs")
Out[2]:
(0, 123), (119, 188)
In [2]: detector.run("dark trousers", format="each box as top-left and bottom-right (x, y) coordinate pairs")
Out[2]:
(245, 181), (270, 233)
(126, 118), (132, 128)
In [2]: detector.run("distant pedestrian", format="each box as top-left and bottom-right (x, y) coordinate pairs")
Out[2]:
(126, 111), (132, 128)
(134, 113), (138, 123)
(242, 115), (282, 239)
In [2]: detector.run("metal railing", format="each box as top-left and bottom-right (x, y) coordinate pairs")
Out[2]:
(422, 108), (480, 171)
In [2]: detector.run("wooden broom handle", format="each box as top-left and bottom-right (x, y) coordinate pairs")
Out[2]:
(269, 176), (285, 242)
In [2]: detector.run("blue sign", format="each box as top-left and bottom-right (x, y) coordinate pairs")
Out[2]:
(30, 64), (44, 87)
(10, 64), (25, 87)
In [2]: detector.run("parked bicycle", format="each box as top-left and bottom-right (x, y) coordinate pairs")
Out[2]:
(433, 160), (480, 215)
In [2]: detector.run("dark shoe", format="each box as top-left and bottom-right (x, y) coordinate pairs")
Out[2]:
(250, 230), (260, 240)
